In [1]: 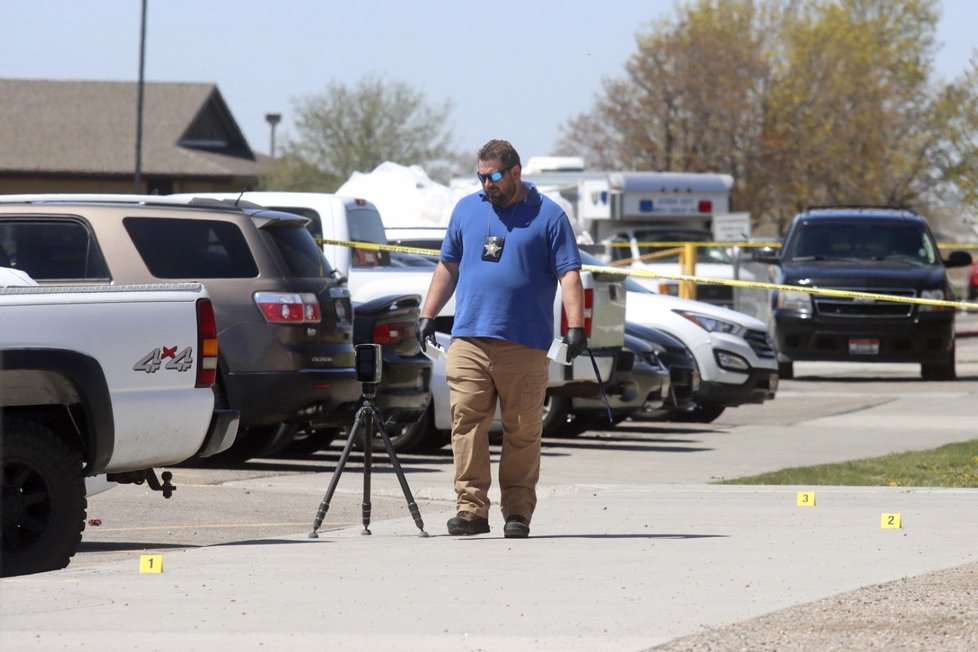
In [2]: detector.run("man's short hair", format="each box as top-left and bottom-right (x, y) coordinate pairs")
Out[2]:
(478, 139), (521, 169)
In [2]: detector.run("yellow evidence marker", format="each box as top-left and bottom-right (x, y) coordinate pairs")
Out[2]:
(880, 513), (903, 529)
(139, 555), (164, 573)
(796, 491), (816, 506)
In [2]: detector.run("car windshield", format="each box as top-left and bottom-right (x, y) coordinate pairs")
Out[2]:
(785, 221), (937, 264)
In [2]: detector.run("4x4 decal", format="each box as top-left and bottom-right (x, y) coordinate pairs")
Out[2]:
(133, 346), (194, 373)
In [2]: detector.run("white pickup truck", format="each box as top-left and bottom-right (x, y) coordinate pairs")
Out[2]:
(0, 275), (238, 577)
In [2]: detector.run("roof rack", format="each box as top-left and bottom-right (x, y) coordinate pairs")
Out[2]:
(803, 204), (913, 213)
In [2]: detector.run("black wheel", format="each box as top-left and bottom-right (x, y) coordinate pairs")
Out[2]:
(363, 403), (446, 454)
(541, 393), (573, 437)
(670, 402), (726, 423)
(202, 423), (294, 464)
(278, 427), (340, 457)
(2, 419), (87, 577)
(921, 344), (956, 381)
(778, 360), (794, 380)
(569, 412), (629, 434)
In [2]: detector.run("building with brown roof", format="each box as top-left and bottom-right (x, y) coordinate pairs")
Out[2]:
(0, 79), (267, 195)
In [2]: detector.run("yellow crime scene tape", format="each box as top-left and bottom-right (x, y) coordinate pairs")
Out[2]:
(621, 241), (978, 249)
(320, 238), (978, 312)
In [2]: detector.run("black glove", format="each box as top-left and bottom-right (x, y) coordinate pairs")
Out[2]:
(565, 327), (588, 361)
(417, 317), (436, 352)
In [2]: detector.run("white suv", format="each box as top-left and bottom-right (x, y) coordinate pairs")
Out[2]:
(580, 251), (778, 422)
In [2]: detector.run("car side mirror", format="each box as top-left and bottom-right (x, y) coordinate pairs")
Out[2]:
(751, 246), (781, 264)
(943, 250), (973, 268)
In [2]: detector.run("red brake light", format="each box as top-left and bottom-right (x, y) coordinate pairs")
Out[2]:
(195, 298), (218, 388)
(560, 288), (593, 337)
(698, 200), (713, 213)
(372, 320), (417, 345)
(254, 292), (321, 324)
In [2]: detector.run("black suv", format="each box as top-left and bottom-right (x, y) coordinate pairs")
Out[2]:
(758, 207), (972, 380)
(0, 196), (361, 459)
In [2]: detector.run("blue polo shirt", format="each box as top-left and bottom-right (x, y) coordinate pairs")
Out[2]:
(441, 183), (581, 351)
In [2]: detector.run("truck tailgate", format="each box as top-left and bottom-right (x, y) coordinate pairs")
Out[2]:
(584, 269), (626, 349)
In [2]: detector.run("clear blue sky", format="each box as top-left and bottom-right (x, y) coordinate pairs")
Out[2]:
(3, 1), (975, 163)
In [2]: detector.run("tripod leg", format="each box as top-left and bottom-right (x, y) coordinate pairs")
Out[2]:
(373, 407), (428, 537)
(361, 407), (372, 535)
(308, 412), (363, 538)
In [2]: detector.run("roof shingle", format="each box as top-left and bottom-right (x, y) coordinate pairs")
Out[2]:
(0, 79), (264, 178)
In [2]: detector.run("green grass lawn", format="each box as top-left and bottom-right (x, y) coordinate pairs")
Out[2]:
(719, 439), (978, 487)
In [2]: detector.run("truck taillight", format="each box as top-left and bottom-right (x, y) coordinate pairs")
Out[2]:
(196, 298), (218, 388)
(330, 287), (352, 325)
(254, 292), (321, 324)
(561, 288), (593, 337)
(698, 200), (713, 213)
(373, 320), (417, 345)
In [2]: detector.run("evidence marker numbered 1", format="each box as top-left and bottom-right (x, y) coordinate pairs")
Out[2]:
(139, 554), (164, 573)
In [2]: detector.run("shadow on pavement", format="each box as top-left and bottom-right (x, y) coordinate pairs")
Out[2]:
(452, 533), (730, 541)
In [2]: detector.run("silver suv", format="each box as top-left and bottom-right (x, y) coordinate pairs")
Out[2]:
(0, 195), (360, 460)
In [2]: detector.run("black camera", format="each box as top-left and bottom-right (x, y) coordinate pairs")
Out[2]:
(355, 343), (383, 384)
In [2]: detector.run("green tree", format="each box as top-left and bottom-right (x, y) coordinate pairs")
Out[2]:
(558, 0), (973, 236)
(762, 0), (943, 232)
(930, 56), (978, 213)
(262, 75), (455, 191)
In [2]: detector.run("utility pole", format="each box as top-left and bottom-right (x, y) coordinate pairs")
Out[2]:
(133, 0), (147, 193)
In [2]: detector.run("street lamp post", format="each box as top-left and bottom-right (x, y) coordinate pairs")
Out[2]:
(265, 113), (282, 158)
(133, 0), (148, 193)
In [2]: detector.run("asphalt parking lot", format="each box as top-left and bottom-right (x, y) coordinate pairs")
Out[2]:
(2, 315), (977, 651)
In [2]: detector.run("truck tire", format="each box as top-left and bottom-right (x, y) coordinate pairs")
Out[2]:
(1, 419), (87, 577)
(279, 427), (340, 457)
(778, 360), (794, 380)
(921, 344), (956, 381)
(351, 404), (444, 454)
(671, 402), (726, 423)
(541, 394), (572, 438)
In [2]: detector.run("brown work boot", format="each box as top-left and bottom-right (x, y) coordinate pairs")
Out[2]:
(447, 511), (490, 536)
(503, 515), (530, 538)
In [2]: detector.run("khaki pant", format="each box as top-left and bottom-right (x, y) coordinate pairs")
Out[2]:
(446, 337), (549, 523)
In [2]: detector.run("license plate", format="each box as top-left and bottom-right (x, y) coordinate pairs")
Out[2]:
(849, 338), (880, 355)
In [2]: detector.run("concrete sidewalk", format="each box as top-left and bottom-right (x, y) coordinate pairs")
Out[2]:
(2, 321), (976, 651)
(2, 482), (977, 652)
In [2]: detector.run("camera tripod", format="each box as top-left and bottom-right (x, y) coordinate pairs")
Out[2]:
(308, 382), (428, 538)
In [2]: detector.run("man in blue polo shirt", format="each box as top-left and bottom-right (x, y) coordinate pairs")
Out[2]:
(417, 139), (587, 538)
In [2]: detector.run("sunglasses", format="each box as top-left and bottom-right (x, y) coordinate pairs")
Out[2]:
(477, 166), (512, 184)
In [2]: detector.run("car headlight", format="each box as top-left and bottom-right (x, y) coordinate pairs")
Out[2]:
(674, 310), (738, 333)
(714, 349), (750, 372)
(777, 289), (812, 313)
(919, 288), (951, 312)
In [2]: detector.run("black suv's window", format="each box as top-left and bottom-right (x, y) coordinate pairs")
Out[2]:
(270, 206), (325, 240)
(124, 217), (259, 278)
(267, 204), (391, 268)
(0, 219), (110, 281)
(785, 221), (937, 264)
(262, 225), (330, 278)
